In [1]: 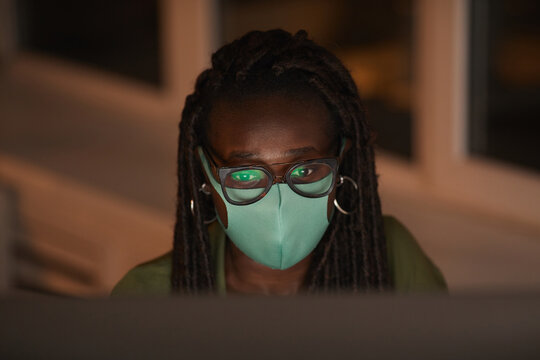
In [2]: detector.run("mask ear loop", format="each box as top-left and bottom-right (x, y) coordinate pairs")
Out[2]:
(190, 183), (217, 224)
(338, 137), (347, 156)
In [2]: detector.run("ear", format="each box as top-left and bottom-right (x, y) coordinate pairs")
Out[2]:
(195, 146), (229, 228)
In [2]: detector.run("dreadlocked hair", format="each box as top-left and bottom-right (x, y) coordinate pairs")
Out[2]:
(172, 29), (392, 294)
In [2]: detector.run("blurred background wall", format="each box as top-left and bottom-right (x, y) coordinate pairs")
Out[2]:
(0, 0), (539, 296)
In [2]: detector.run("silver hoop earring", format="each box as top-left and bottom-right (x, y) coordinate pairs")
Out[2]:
(190, 199), (217, 224)
(333, 175), (358, 215)
(203, 216), (217, 225)
(192, 183), (216, 224)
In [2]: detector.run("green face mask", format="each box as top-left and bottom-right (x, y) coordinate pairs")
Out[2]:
(198, 147), (333, 270)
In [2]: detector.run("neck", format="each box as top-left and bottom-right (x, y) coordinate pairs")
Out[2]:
(224, 238), (312, 295)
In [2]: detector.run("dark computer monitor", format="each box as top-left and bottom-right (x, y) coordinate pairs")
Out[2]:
(1, 293), (539, 359)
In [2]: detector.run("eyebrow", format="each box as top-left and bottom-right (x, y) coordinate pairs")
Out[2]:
(227, 146), (319, 161)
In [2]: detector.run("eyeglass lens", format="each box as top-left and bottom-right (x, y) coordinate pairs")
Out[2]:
(224, 169), (269, 202)
(290, 163), (334, 196)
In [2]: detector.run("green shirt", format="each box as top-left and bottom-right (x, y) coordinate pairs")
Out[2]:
(111, 215), (447, 296)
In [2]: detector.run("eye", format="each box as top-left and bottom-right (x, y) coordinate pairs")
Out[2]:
(230, 169), (263, 182)
(291, 166), (314, 178)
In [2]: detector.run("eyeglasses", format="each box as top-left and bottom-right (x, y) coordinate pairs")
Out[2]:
(203, 148), (339, 205)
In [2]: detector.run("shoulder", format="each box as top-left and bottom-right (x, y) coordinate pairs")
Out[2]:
(110, 252), (173, 296)
(383, 215), (447, 292)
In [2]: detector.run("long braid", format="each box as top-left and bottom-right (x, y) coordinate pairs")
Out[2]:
(172, 82), (216, 294)
(172, 29), (391, 293)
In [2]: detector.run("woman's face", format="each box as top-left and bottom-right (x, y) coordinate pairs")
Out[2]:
(203, 94), (340, 225)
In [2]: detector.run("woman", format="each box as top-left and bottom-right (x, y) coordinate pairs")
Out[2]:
(112, 29), (446, 296)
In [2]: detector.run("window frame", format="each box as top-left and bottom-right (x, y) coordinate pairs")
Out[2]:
(377, 0), (540, 229)
(2, 0), (217, 118)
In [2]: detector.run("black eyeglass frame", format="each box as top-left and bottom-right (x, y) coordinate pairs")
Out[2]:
(202, 148), (339, 206)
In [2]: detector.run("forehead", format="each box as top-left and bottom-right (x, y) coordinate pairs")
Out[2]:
(206, 94), (336, 163)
